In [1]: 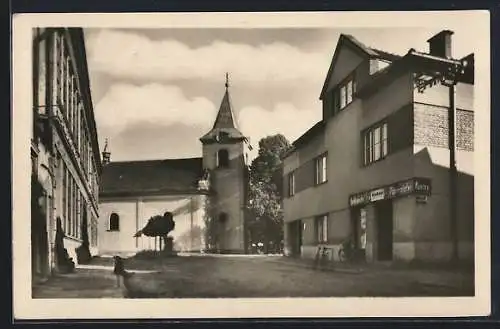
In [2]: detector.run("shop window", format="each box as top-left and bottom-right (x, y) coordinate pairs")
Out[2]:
(316, 215), (328, 243)
(216, 149), (229, 168)
(314, 153), (328, 185)
(109, 213), (120, 231)
(363, 122), (388, 165)
(288, 171), (295, 196)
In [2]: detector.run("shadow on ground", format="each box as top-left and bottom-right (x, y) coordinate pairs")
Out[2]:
(32, 255), (475, 298)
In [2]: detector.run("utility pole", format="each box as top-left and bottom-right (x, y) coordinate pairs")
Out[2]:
(449, 84), (459, 262)
(414, 53), (468, 264)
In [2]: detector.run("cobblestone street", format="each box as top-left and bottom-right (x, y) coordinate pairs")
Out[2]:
(32, 255), (474, 298)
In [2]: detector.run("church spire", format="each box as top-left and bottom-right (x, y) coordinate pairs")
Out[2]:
(199, 73), (245, 144)
(102, 138), (111, 165)
(211, 73), (237, 130)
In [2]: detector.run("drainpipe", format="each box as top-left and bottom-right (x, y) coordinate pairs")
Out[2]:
(449, 84), (458, 262)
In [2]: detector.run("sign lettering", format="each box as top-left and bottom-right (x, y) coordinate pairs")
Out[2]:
(348, 177), (432, 207)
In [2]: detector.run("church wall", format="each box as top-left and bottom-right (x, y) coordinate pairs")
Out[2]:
(98, 194), (208, 255)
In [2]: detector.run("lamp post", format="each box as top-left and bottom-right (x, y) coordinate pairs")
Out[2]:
(415, 56), (468, 263)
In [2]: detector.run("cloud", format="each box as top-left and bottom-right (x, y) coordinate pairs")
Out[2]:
(238, 103), (321, 159)
(94, 83), (217, 133)
(85, 29), (330, 87)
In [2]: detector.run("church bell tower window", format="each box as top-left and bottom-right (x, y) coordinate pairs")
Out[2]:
(216, 149), (229, 168)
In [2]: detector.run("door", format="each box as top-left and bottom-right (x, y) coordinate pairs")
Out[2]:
(296, 220), (303, 256)
(375, 200), (393, 261)
(288, 220), (302, 256)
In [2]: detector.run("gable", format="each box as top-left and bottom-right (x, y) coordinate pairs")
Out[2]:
(322, 43), (366, 98)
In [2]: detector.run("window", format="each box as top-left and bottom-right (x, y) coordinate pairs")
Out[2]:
(316, 215), (328, 243)
(363, 122), (388, 165)
(216, 149), (229, 168)
(62, 166), (67, 231)
(219, 212), (228, 223)
(359, 208), (367, 249)
(288, 171), (295, 197)
(315, 153), (328, 185)
(338, 76), (356, 110)
(109, 213), (120, 231)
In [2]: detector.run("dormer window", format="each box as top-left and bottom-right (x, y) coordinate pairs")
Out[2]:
(338, 75), (356, 110)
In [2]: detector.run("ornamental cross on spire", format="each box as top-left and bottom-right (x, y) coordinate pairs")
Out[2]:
(225, 72), (229, 89)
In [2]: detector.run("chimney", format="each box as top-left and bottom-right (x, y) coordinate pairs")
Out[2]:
(427, 30), (454, 58)
(102, 138), (111, 165)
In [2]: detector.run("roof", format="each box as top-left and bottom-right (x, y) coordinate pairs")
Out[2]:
(370, 48), (402, 62)
(357, 49), (474, 98)
(319, 34), (403, 99)
(99, 157), (205, 197)
(281, 121), (326, 160)
(200, 81), (246, 143)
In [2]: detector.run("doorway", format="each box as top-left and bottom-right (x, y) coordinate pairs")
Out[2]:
(375, 200), (393, 261)
(288, 220), (302, 257)
(31, 182), (49, 277)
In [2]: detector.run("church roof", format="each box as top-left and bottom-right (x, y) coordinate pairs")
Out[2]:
(200, 76), (246, 143)
(99, 157), (206, 198)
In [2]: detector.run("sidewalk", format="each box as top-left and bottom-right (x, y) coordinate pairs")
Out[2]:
(267, 256), (475, 290)
(32, 266), (124, 298)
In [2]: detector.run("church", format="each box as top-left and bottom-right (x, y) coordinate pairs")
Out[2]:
(97, 77), (251, 255)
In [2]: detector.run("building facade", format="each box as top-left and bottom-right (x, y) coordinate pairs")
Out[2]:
(282, 30), (474, 263)
(98, 80), (250, 255)
(31, 28), (101, 279)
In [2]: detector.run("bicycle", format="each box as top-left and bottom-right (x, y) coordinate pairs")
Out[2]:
(314, 245), (333, 270)
(338, 239), (355, 263)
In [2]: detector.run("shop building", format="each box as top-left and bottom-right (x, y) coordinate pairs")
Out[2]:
(282, 30), (474, 263)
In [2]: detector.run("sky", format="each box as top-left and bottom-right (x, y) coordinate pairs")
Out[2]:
(83, 26), (476, 162)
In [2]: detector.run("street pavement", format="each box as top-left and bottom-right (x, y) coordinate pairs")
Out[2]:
(32, 254), (474, 298)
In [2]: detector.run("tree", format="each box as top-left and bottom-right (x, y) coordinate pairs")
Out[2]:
(246, 134), (291, 253)
(203, 196), (219, 252)
(134, 212), (176, 252)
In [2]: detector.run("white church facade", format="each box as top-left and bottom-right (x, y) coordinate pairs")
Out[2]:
(97, 79), (251, 255)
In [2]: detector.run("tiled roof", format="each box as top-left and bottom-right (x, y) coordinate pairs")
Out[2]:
(282, 121), (326, 159)
(370, 48), (402, 62)
(99, 157), (205, 197)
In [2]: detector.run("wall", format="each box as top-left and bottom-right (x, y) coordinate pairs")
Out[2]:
(412, 80), (474, 261)
(98, 194), (207, 255)
(357, 72), (415, 193)
(32, 28), (101, 273)
(324, 44), (364, 94)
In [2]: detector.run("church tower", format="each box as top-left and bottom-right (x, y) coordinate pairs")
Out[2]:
(200, 74), (249, 254)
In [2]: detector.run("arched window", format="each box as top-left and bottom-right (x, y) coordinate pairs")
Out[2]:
(109, 212), (120, 231)
(217, 149), (229, 168)
(219, 212), (228, 223)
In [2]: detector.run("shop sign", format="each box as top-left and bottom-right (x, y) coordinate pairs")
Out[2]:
(370, 188), (385, 202)
(348, 177), (432, 207)
(349, 192), (370, 207)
